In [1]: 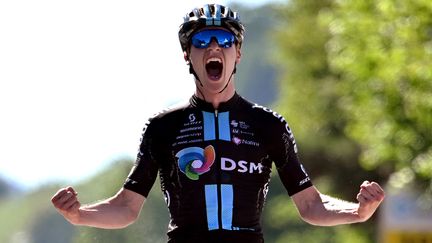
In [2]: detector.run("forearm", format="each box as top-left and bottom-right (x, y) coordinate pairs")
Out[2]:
(293, 183), (384, 226)
(303, 194), (362, 226)
(293, 187), (363, 226)
(68, 189), (145, 229)
(73, 198), (139, 229)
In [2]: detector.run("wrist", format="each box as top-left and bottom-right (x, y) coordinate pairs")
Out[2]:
(65, 207), (83, 225)
(355, 206), (372, 223)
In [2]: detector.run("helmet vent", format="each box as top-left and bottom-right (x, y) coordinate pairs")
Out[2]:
(179, 4), (245, 52)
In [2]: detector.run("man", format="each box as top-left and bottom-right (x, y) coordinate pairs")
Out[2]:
(51, 4), (385, 243)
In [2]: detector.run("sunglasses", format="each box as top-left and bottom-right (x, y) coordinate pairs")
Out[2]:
(191, 29), (236, 49)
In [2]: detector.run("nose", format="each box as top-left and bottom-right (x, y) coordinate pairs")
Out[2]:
(208, 38), (221, 50)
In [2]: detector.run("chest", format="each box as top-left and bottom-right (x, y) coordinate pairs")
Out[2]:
(159, 110), (272, 184)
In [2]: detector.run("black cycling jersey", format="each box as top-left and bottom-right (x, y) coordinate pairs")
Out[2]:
(124, 93), (312, 243)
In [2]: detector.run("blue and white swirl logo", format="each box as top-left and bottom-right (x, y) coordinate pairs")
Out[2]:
(175, 145), (215, 180)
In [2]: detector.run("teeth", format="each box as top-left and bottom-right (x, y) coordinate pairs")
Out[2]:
(206, 57), (222, 64)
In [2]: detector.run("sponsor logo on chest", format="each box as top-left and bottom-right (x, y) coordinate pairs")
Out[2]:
(175, 145), (264, 180)
(173, 111), (260, 147)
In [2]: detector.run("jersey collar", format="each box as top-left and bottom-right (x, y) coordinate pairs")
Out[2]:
(190, 92), (241, 112)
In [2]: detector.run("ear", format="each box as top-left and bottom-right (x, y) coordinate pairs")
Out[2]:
(183, 51), (190, 64)
(236, 47), (242, 64)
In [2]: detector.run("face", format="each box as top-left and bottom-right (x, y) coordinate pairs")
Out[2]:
(187, 28), (241, 95)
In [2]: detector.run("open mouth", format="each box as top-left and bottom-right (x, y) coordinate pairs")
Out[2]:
(205, 57), (223, 81)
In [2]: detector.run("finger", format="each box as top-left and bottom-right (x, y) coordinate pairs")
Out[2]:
(360, 183), (378, 195)
(57, 191), (75, 205)
(370, 182), (385, 195)
(362, 182), (385, 201)
(357, 193), (369, 204)
(54, 191), (78, 209)
(360, 180), (370, 188)
(69, 201), (81, 212)
(359, 187), (375, 200)
(63, 197), (80, 211)
(67, 186), (78, 196)
(51, 188), (70, 203)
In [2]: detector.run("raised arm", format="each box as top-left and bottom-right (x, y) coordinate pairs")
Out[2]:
(51, 186), (145, 229)
(291, 181), (384, 226)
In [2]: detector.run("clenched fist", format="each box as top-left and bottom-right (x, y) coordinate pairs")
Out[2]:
(356, 181), (385, 222)
(51, 186), (81, 224)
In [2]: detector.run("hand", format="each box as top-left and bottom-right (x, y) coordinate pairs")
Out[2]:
(356, 181), (385, 222)
(51, 186), (81, 224)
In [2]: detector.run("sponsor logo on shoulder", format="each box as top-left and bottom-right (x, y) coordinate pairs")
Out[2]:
(252, 104), (298, 153)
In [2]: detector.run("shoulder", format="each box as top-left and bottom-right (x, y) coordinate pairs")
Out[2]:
(244, 100), (288, 126)
(148, 100), (191, 123)
(246, 101), (296, 140)
(235, 96), (294, 136)
(141, 99), (191, 134)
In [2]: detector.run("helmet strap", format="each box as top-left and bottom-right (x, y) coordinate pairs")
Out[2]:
(189, 63), (207, 101)
(189, 63), (204, 87)
(218, 64), (236, 94)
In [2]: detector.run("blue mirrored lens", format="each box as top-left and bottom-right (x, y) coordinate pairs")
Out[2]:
(191, 29), (235, 49)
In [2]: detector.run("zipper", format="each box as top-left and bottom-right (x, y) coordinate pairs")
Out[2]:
(214, 109), (223, 230)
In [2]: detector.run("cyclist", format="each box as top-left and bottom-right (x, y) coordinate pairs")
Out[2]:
(51, 4), (385, 243)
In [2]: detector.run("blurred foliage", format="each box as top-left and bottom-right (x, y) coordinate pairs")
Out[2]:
(0, 159), (168, 243)
(269, 0), (432, 241)
(273, 0), (432, 192)
(71, 159), (169, 243)
(323, 0), (432, 193)
(0, 178), (11, 198)
(0, 184), (75, 243)
(231, 3), (279, 106)
(272, 0), (383, 198)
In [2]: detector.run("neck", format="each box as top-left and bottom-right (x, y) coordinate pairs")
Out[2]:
(195, 80), (236, 109)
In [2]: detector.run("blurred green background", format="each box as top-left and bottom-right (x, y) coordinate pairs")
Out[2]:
(1, 0), (431, 242)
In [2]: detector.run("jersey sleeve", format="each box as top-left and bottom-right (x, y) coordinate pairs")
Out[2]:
(265, 113), (313, 196)
(123, 118), (159, 198)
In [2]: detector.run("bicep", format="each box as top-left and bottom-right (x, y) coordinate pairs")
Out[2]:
(111, 188), (146, 217)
